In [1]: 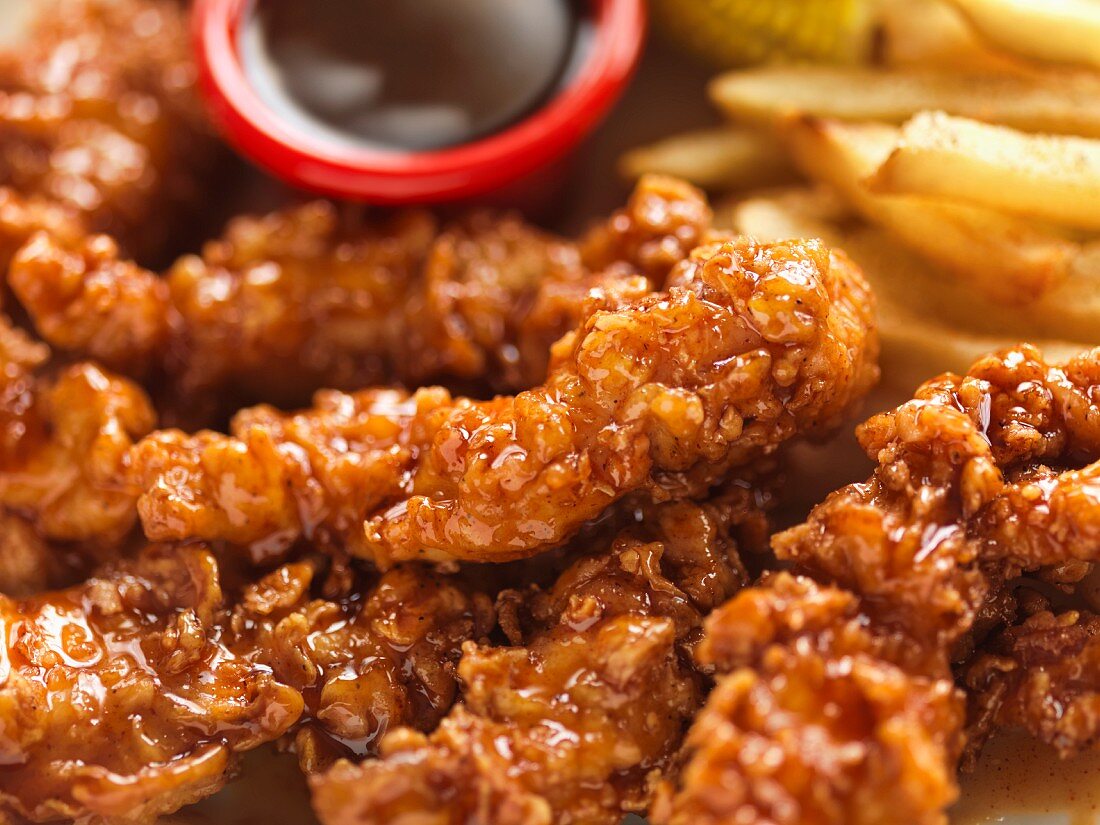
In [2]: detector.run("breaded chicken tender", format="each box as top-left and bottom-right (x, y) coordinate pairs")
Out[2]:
(8, 177), (710, 413)
(0, 189), (85, 276)
(964, 592), (1100, 760)
(0, 544), (303, 824)
(9, 232), (173, 378)
(0, 315), (155, 543)
(0, 0), (214, 261)
(227, 560), (495, 773)
(129, 236), (877, 565)
(310, 489), (766, 825)
(654, 574), (964, 825)
(0, 541), (499, 823)
(657, 345), (1100, 825)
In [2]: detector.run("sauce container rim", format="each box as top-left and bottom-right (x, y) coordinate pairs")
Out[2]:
(193, 0), (647, 204)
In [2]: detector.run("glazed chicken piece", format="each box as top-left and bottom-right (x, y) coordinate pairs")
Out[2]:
(0, 544), (303, 824)
(0, 315), (155, 543)
(311, 488), (767, 825)
(8, 232), (174, 379)
(8, 176), (711, 411)
(0, 541), (497, 823)
(656, 344), (1100, 825)
(227, 560), (496, 773)
(652, 573), (965, 825)
(0, 0), (214, 261)
(964, 591), (1100, 760)
(159, 174), (709, 403)
(0, 189), (85, 277)
(578, 172), (714, 279)
(129, 235), (877, 565)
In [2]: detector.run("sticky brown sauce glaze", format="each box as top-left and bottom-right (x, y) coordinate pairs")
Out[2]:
(239, 0), (592, 151)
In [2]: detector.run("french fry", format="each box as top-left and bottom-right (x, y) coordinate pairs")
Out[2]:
(713, 186), (851, 242)
(859, 231), (1091, 393)
(710, 67), (1100, 138)
(723, 191), (1100, 378)
(946, 0), (1100, 70)
(617, 127), (794, 191)
(835, 226), (1100, 347)
(781, 116), (1078, 301)
(867, 112), (1100, 231)
(874, 0), (1024, 72)
(875, 299), (1086, 395)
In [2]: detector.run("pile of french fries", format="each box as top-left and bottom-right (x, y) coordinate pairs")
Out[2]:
(623, 0), (1100, 393)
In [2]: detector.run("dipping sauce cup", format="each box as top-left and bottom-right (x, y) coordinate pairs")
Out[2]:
(192, 0), (647, 204)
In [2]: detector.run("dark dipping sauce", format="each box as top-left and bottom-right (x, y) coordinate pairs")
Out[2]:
(239, 0), (593, 152)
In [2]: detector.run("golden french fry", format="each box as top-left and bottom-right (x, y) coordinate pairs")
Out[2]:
(871, 249), (1091, 394)
(617, 128), (794, 191)
(946, 0), (1100, 70)
(781, 116), (1078, 301)
(868, 112), (1100, 231)
(723, 191), (1100, 374)
(836, 225), (1100, 346)
(710, 67), (1100, 137)
(873, 0), (1024, 71)
(827, 220), (1088, 392)
(713, 186), (851, 241)
(875, 300), (1087, 395)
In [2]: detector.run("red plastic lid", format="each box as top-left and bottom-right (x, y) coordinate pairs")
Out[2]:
(192, 0), (647, 204)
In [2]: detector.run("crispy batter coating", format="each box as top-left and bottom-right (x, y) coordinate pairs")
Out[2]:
(129, 236), (877, 565)
(0, 0), (213, 261)
(0, 316), (155, 542)
(964, 593), (1100, 760)
(778, 346), (1100, 650)
(579, 173), (714, 280)
(310, 491), (764, 825)
(0, 189), (84, 277)
(10, 232), (172, 378)
(0, 315), (50, 456)
(227, 561), (495, 773)
(653, 574), (964, 825)
(659, 345), (1100, 825)
(8, 177), (709, 411)
(0, 544), (303, 824)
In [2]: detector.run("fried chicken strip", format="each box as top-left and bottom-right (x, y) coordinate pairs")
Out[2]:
(227, 560), (495, 773)
(0, 189), (84, 278)
(657, 344), (1100, 825)
(0, 538), (497, 823)
(0, 544), (303, 824)
(0, 315), (155, 543)
(0, 0), (214, 261)
(8, 176), (710, 408)
(129, 236), (877, 565)
(311, 489), (766, 825)
(964, 592), (1100, 760)
(652, 573), (965, 825)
